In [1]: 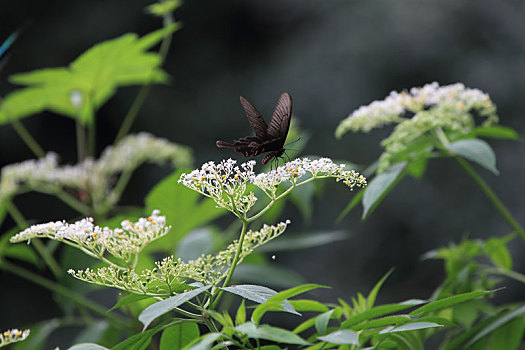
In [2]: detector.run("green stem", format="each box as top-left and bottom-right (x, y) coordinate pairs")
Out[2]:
(211, 221), (248, 309)
(76, 121), (86, 161)
(114, 13), (174, 143)
(7, 202), (63, 278)
(10, 120), (45, 158)
(0, 259), (131, 331)
(455, 157), (525, 242)
(88, 117), (96, 158)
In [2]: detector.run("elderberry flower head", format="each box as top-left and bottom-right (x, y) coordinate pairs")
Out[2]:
(0, 133), (192, 207)
(0, 329), (30, 347)
(178, 159), (257, 214)
(10, 210), (169, 266)
(335, 82), (498, 172)
(336, 82), (496, 137)
(68, 221), (291, 294)
(253, 158), (367, 198)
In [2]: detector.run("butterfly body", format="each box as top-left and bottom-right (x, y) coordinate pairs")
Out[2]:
(216, 92), (292, 164)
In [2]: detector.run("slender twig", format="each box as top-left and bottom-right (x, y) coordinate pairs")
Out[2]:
(76, 121), (86, 161)
(0, 259), (131, 331)
(6, 202), (62, 278)
(211, 221), (248, 309)
(10, 120), (45, 158)
(114, 13), (174, 143)
(455, 156), (525, 242)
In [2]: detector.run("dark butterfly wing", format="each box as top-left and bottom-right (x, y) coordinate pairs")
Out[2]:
(266, 93), (292, 145)
(240, 96), (269, 139)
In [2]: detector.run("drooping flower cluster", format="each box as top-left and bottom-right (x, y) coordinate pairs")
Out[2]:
(10, 210), (169, 267)
(179, 158), (366, 214)
(335, 82), (498, 172)
(178, 159), (258, 215)
(253, 157), (367, 198)
(68, 221), (290, 296)
(0, 133), (192, 207)
(0, 329), (30, 348)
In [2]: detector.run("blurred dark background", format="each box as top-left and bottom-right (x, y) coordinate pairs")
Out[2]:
(2, 0), (525, 339)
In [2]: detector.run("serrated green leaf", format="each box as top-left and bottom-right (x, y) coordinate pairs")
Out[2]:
(341, 300), (426, 329)
(235, 299), (246, 326)
(252, 284), (327, 324)
(317, 329), (359, 345)
(235, 322), (309, 345)
(465, 305), (525, 348)
(220, 284), (297, 315)
(139, 285), (211, 329)
(315, 309), (335, 335)
(362, 162), (406, 219)
(69, 344), (109, 350)
(289, 300), (330, 313)
(108, 293), (152, 312)
(473, 125), (520, 140)
(379, 321), (443, 334)
(447, 139), (499, 175)
(183, 332), (221, 350)
(409, 290), (492, 316)
(160, 322), (200, 350)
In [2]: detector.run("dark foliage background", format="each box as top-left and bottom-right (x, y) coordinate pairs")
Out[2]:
(2, 0), (525, 334)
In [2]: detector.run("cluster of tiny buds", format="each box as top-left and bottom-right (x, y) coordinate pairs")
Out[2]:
(0, 329), (30, 346)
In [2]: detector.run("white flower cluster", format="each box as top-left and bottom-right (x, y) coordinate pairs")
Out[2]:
(0, 329), (30, 347)
(179, 158), (367, 212)
(253, 158), (367, 198)
(178, 159), (258, 215)
(336, 82), (497, 138)
(11, 210), (169, 267)
(68, 221), (291, 293)
(0, 133), (192, 207)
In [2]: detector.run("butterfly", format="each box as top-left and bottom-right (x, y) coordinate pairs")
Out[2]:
(216, 92), (292, 165)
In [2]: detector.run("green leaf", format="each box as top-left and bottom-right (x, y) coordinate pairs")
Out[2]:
(484, 237), (512, 270)
(379, 321), (443, 334)
(233, 264), (305, 288)
(3, 28), (176, 126)
(362, 162), (406, 219)
(289, 300), (330, 313)
(220, 284), (297, 315)
(175, 227), (216, 261)
(137, 23), (180, 50)
(112, 323), (166, 350)
(487, 315), (525, 350)
(341, 300), (426, 329)
(317, 330), (359, 345)
(146, 0), (182, 17)
(257, 231), (349, 252)
(183, 333), (221, 350)
(352, 315), (411, 331)
(139, 285), (211, 329)
(315, 309), (335, 335)
(69, 344), (109, 350)
(409, 290), (492, 316)
(473, 125), (520, 140)
(446, 139), (499, 175)
(145, 170), (226, 251)
(367, 269), (394, 309)
(160, 322), (200, 350)
(465, 305), (525, 348)
(235, 322), (309, 345)
(108, 293), (152, 312)
(336, 190), (364, 223)
(252, 284), (328, 324)
(405, 158), (428, 179)
(235, 299), (246, 326)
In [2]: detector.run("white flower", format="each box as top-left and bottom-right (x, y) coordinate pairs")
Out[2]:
(336, 82), (497, 138)
(0, 328), (30, 346)
(10, 210), (169, 266)
(178, 159), (258, 215)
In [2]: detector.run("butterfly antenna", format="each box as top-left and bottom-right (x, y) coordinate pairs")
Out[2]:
(284, 137), (301, 147)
